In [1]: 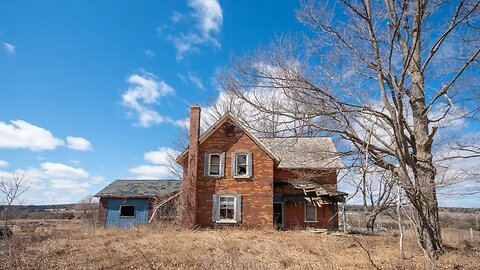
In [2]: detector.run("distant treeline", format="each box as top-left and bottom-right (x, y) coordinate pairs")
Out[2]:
(345, 205), (480, 213)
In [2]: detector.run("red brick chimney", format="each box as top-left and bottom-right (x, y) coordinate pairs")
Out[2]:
(184, 104), (201, 227)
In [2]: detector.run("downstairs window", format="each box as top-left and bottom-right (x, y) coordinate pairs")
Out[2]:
(304, 202), (317, 222)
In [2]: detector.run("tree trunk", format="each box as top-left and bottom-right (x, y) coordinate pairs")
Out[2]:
(412, 172), (443, 258)
(366, 214), (377, 232)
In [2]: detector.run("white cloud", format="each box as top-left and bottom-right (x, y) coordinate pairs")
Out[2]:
(189, 0), (223, 37)
(143, 49), (155, 58)
(187, 72), (205, 90)
(171, 11), (184, 23)
(2, 42), (15, 53)
(122, 71), (175, 127)
(144, 147), (180, 165)
(0, 120), (64, 151)
(0, 160), (8, 167)
(163, 0), (223, 60)
(129, 165), (173, 179)
(90, 176), (104, 184)
(66, 136), (93, 151)
(49, 179), (91, 194)
(41, 162), (89, 179)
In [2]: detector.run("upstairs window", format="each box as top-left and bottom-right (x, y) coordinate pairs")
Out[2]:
(120, 205), (135, 217)
(204, 152), (225, 177)
(236, 154), (248, 176)
(233, 153), (253, 178)
(209, 153), (221, 176)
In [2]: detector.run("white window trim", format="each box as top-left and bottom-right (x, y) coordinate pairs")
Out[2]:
(119, 205), (136, 218)
(216, 195), (237, 223)
(208, 153), (221, 177)
(304, 202), (318, 222)
(233, 153), (249, 178)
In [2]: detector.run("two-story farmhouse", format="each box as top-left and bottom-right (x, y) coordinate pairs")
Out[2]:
(176, 105), (346, 229)
(96, 104), (346, 229)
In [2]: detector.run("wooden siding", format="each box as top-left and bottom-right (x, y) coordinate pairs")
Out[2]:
(105, 199), (149, 228)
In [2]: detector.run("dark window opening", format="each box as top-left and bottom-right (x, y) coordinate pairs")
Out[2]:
(236, 154), (247, 176)
(120, 205), (135, 217)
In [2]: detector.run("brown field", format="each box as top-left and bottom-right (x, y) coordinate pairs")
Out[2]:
(0, 219), (478, 270)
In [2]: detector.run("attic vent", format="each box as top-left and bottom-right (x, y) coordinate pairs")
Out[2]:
(224, 121), (237, 137)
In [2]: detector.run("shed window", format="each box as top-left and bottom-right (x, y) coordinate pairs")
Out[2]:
(304, 202), (317, 222)
(209, 153), (221, 176)
(120, 205), (135, 217)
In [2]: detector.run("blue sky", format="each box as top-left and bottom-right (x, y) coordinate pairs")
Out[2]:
(0, 1), (478, 207)
(0, 0), (303, 205)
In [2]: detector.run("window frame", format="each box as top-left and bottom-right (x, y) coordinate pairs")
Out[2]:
(208, 153), (221, 176)
(119, 205), (136, 218)
(304, 201), (318, 222)
(234, 153), (249, 178)
(216, 195), (237, 223)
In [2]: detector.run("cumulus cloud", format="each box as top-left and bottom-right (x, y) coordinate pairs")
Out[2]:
(66, 136), (92, 151)
(0, 120), (64, 151)
(144, 147), (180, 165)
(163, 0), (223, 60)
(0, 161), (104, 204)
(0, 160), (8, 167)
(50, 179), (91, 193)
(122, 71), (175, 127)
(2, 42), (15, 53)
(129, 147), (180, 179)
(41, 162), (89, 179)
(129, 165), (173, 179)
(0, 120), (93, 152)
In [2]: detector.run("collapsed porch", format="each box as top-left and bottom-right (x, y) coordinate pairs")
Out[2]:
(273, 180), (347, 230)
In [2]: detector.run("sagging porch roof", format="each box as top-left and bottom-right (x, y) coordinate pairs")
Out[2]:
(274, 180), (347, 205)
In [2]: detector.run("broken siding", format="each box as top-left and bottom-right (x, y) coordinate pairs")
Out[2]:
(105, 199), (149, 228)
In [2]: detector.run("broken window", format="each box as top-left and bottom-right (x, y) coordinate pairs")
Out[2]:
(120, 205), (135, 217)
(304, 202), (317, 222)
(219, 195), (236, 220)
(209, 153), (221, 176)
(235, 153), (248, 176)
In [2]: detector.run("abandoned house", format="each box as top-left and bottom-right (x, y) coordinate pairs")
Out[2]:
(96, 105), (347, 229)
(177, 105), (347, 229)
(95, 180), (181, 228)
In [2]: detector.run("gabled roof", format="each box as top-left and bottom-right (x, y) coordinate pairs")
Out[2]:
(260, 137), (343, 169)
(94, 179), (181, 198)
(176, 113), (279, 163)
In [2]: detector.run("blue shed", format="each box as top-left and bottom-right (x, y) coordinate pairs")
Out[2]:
(95, 179), (181, 228)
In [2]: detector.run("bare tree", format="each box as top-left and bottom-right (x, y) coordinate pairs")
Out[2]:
(219, 0), (480, 259)
(0, 173), (29, 233)
(74, 194), (99, 231)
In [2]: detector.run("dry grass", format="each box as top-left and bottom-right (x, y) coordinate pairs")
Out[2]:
(0, 221), (478, 270)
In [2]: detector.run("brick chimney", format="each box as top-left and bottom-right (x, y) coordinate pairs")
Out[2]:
(184, 104), (201, 227)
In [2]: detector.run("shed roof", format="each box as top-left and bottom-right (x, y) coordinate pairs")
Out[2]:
(94, 179), (181, 198)
(259, 137), (344, 170)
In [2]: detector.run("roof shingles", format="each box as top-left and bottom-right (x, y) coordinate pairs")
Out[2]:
(259, 137), (343, 170)
(95, 179), (181, 198)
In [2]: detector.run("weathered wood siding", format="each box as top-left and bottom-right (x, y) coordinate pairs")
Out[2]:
(105, 198), (149, 228)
